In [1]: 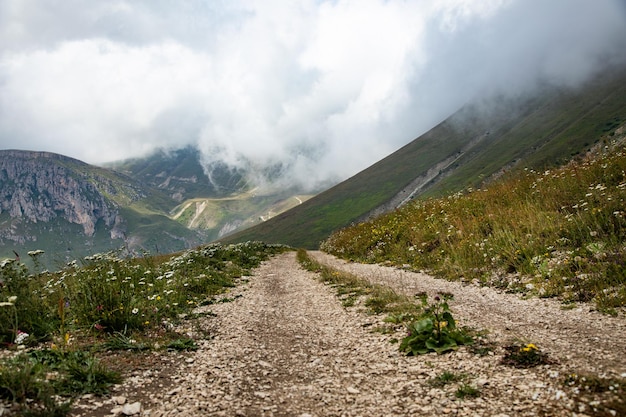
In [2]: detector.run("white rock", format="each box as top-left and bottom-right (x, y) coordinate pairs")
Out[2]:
(112, 396), (127, 405)
(122, 402), (142, 415)
(347, 386), (360, 394)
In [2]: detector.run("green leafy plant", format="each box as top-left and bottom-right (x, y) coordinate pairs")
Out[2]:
(25, 349), (121, 396)
(501, 343), (550, 368)
(0, 349), (118, 416)
(57, 355), (121, 396)
(399, 293), (472, 355)
(0, 356), (72, 416)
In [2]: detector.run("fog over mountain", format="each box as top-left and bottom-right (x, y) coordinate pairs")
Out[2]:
(1, 0), (625, 191)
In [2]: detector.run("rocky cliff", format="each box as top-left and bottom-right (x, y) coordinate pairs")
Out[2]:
(0, 150), (134, 238)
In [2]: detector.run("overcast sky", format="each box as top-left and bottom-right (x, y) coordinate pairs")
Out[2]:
(1, 0), (625, 191)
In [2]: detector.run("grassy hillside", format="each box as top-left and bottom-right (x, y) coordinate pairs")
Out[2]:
(321, 128), (626, 313)
(221, 65), (626, 249)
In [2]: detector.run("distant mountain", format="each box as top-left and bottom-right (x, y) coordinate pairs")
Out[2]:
(0, 150), (201, 268)
(0, 146), (313, 268)
(220, 63), (626, 249)
(106, 146), (246, 202)
(107, 146), (314, 242)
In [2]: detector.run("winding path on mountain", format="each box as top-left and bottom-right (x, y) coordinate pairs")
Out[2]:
(73, 251), (625, 417)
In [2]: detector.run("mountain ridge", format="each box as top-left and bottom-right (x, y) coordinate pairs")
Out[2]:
(220, 63), (626, 248)
(0, 149), (201, 267)
(2, 63), (625, 262)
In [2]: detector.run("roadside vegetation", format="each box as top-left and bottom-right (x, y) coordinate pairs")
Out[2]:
(321, 139), (626, 314)
(0, 242), (289, 416)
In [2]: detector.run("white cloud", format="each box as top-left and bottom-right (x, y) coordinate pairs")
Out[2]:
(0, 0), (625, 192)
(0, 39), (212, 161)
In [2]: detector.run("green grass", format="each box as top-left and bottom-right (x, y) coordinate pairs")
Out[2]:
(0, 241), (290, 415)
(321, 138), (626, 312)
(455, 383), (480, 400)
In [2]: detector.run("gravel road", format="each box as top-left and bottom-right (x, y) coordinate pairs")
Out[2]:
(71, 251), (625, 417)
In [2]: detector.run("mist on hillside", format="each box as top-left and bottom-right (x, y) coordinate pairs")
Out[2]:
(1, 0), (625, 193)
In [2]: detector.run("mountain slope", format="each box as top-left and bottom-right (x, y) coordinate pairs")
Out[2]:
(107, 146), (246, 202)
(0, 150), (201, 267)
(170, 191), (313, 241)
(220, 64), (626, 248)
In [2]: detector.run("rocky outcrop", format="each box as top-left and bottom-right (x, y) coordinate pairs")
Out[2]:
(0, 150), (118, 236)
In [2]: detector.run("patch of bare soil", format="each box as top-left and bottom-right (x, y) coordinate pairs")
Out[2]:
(71, 251), (625, 417)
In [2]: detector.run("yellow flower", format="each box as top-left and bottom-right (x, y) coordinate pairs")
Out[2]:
(522, 343), (538, 352)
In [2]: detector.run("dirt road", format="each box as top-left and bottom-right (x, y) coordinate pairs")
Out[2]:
(73, 251), (625, 417)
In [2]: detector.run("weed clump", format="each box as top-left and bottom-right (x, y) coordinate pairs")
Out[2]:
(501, 342), (551, 368)
(399, 292), (472, 355)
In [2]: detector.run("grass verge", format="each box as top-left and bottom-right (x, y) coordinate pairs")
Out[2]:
(0, 241), (290, 415)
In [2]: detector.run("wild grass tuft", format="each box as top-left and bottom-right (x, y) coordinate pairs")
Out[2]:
(455, 383), (481, 399)
(321, 141), (626, 311)
(428, 370), (467, 387)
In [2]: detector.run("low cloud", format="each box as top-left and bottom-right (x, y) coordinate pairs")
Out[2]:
(1, 0), (625, 192)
